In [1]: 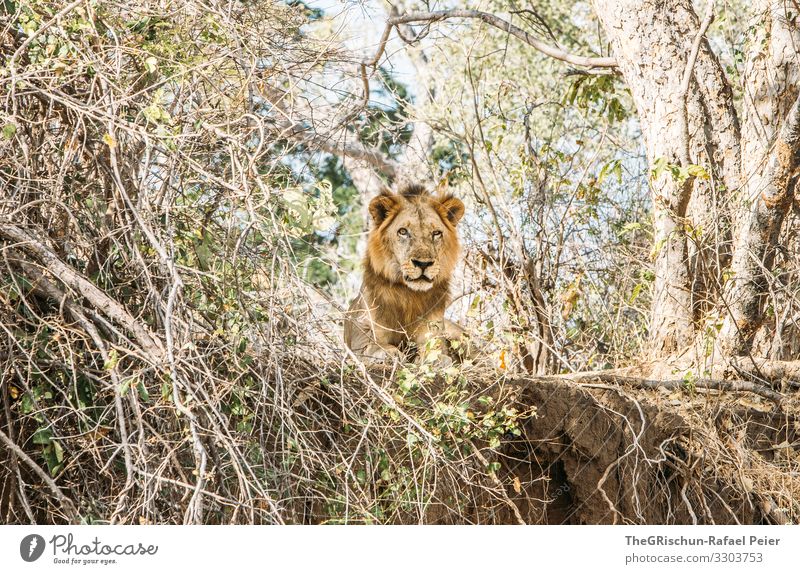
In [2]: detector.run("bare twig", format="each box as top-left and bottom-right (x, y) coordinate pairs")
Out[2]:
(678, 0), (715, 167)
(0, 223), (165, 361)
(0, 427), (80, 522)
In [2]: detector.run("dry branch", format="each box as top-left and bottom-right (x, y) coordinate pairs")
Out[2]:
(678, 0), (715, 167)
(0, 222), (165, 361)
(0, 427), (80, 522)
(725, 357), (800, 388)
(376, 10), (617, 69)
(262, 87), (400, 179)
(357, 9), (617, 134)
(547, 371), (787, 405)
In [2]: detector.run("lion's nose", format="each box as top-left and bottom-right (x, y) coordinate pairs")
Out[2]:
(411, 259), (434, 271)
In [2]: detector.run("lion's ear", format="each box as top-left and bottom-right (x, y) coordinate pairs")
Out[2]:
(439, 195), (465, 226)
(369, 193), (399, 226)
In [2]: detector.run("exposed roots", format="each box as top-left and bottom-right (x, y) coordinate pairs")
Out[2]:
(502, 377), (800, 524)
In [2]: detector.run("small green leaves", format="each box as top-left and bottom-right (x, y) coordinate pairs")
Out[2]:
(650, 157), (670, 182)
(142, 89), (171, 126)
(682, 370), (697, 393)
(650, 157), (710, 185)
(598, 158), (623, 185)
(103, 349), (119, 371)
(136, 379), (149, 402)
(32, 426), (64, 476)
(629, 282), (644, 304)
(2, 123), (17, 140)
(685, 164), (710, 179)
(280, 180), (337, 237)
(564, 74), (628, 123)
(619, 221), (642, 236)
(142, 102), (170, 124)
(32, 427), (54, 445)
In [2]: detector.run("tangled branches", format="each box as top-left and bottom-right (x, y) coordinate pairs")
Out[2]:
(0, 0), (535, 524)
(2, 0), (800, 526)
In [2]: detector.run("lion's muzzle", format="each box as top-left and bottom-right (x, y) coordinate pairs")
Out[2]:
(401, 258), (440, 290)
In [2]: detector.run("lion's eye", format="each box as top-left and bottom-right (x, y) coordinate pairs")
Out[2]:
(432, 230), (443, 239)
(398, 228), (409, 237)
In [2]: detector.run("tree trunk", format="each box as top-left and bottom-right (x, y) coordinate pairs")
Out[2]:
(592, 0), (705, 357)
(716, 1), (800, 357)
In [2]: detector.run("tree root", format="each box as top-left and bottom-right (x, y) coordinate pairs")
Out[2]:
(725, 356), (800, 388)
(545, 372), (787, 406)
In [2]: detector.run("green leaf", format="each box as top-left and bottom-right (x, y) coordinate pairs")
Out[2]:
(598, 159), (622, 185)
(467, 295), (482, 318)
(143, 103), (170, 124)
(32, 427), (53, 445)
(104, 349), (119, 371)
(2, 123), (17, 140)
(136, 380), (149, 402)
(629, 283), (644, 303)
(43, 443), (64, 476)
(619, 222), (642, 236)
(650, 157), (668, 181)
(686, 164), (709, 179)
(52, 440), (64, 463)
(20, 394), (34, 414)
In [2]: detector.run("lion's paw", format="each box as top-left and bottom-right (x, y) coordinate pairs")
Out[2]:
(361, 345), (404, 366)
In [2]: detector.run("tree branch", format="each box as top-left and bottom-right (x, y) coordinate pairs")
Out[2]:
(370, 10), (617, 70)
(0, 426), (80, 522)
(678, 0), (715, 167)
(0, 223), (165, 361)
(547, 372), (786, 406)
(726, 356), (800, 388)
(261, 87), (400, 179)
(282, 121), (399, 179)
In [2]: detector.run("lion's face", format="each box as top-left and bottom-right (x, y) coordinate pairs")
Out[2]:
(367, 186), (465, 292)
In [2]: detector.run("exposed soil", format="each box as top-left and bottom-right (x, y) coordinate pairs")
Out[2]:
(495, 378), (800, 524)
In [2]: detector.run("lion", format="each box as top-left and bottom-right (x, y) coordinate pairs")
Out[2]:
(344, 183), (466, 364)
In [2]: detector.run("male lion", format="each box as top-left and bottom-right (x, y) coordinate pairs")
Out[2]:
(344, 183), (466, 364)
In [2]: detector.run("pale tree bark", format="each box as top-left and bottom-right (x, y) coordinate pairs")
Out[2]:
(684, 15), (740, 322)
(347, 162), (388, 198)
(717, 0), (800, 357)
(593, 0), (800, 365)
(591, 0), (737, 358)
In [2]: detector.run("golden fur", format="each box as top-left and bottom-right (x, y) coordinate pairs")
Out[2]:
(344, 184), (465, 363)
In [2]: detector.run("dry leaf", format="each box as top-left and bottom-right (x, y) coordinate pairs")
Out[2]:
(512, 476), (522, 495)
